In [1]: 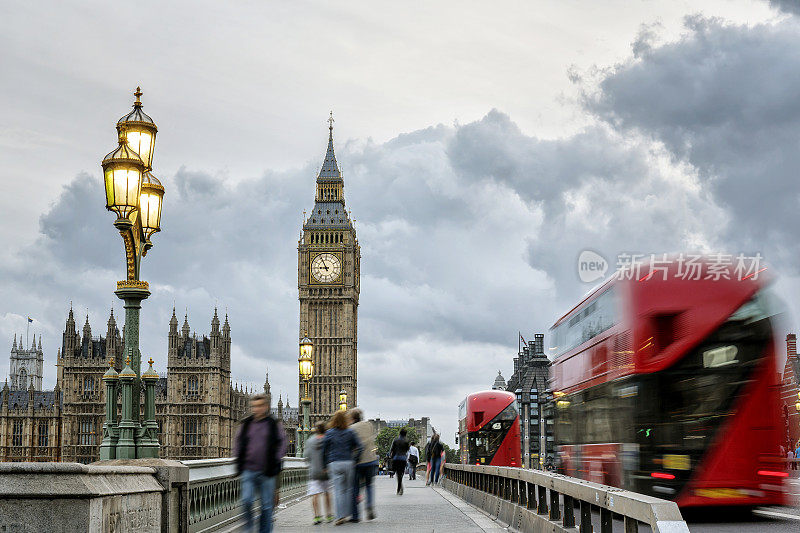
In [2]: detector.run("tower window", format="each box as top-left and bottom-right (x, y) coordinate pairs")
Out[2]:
(38, 422), (48, 448)
(79, 418), (96, 446)
(12, 420), (23, 446)
(184, 417), (199, 446)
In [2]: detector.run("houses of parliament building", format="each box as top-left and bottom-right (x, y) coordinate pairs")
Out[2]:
(0, 308), (297, 463)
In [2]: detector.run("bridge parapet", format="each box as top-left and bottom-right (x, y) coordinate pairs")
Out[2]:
(443, 463), (690, 533)
(183, 456), (307, 533)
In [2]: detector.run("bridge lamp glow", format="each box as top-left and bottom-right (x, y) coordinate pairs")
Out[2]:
(339, 389), (347, 411)
(118, 86), (158, 170)
(102, 130), (145, 222)
(139, 172), (164, 240)
(299, 335), (314, 381)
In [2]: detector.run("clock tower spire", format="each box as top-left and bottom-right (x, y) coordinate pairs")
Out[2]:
(298, 115), (361, 425)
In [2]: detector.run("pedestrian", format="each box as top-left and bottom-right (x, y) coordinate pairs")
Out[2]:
(428, 434), (444, 485)
(795, 441), (800, 471)
(349, 408), (378, 521)
(408, 441), (420, 480)
(234, 393), (287, 533)
(389, 428), (411, 495)
(304, 422), (334, 525)
(424, 437), (433, 485)
(323, 410), (363, 525)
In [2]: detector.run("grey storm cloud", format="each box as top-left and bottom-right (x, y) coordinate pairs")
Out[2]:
(0, 108), (728, 438)
(769, 0), (800, 16)
(587, 16), (800, 270)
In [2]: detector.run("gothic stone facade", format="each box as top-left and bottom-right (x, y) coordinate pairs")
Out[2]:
(298, 121), (361, 426)
(505, 334), (555, 469)
(0, 308), (294, 462)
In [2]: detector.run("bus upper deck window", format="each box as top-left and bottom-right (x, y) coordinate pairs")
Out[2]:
(474, 411), (484, 426)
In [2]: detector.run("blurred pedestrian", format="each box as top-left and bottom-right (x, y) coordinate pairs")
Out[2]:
(408, 441), (420, 480)
(349, 409), (378, 521)
(304, 422), (333, 525)
(234, 394), (287, 533)
(428, 434), (444, 485)
(424, 437), (432, 484)
(390, 428), (411, 495)
(323, 410), (363, 525)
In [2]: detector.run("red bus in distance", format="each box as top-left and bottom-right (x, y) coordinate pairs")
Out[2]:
(458, 390), (521, 467)
(550, 258), (786, 507)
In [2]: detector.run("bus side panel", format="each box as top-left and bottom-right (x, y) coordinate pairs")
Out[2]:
(489, 416), (521, 467)
(677, 342), (787, 507)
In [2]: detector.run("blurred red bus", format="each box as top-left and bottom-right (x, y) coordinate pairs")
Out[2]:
(550, 259), (787, 508)
(458, 390), (521, 467)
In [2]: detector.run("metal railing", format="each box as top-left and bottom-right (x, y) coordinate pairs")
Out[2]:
(183, 457), (308, 533)
(443, 464), (689, 533)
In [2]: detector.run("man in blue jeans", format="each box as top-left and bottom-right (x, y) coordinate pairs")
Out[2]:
(234, 394), (287, 533)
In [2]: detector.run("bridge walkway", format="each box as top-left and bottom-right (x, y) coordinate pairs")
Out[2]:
(271, 474), (506, 532)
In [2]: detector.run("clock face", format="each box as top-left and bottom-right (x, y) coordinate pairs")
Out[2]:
(311, 253), (341, 283)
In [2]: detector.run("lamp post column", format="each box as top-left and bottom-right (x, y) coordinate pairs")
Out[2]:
(115, 282), (150, 442)
(297, 379), (312, 457)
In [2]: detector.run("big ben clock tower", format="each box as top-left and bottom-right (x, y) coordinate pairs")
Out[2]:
(298, 114), (360, 424)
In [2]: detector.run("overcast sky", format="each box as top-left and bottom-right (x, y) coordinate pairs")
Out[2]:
(2, 1), (799, 444)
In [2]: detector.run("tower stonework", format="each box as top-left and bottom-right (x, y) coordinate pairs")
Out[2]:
(298, 118), (361, 425)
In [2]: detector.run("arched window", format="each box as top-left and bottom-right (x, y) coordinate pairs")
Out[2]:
(184, 417), (199, 446)
(84, 376), (94, 393)
(18, 368), (27, 389)
(188, 375), (199, 395)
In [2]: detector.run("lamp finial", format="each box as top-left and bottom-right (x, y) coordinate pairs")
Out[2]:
(134, 86), (143, 107)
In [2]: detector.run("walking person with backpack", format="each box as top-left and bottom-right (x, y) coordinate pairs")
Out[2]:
(427, 434), (444, 486)
(303, 422), (334, 525)
(234, 393), (287, 533)
(349, 408), (378, 521)
(323, 410), (363, 525)
(389, 428), (411, 495)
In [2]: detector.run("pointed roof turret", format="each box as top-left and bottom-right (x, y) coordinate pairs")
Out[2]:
(31, 333), (36, 350)
(182, 313), (190, 336)
(211, 307), (220, 333)
(12, 334), (16, 351)
(223, 313), (230, 335)
(169, 307), (178, 331)
(492, 371), (506, 391)
(83, 315), (92, 337)
(318, 111), (341, 179)
(108, 308), (116, 326)
(37, 336), (42, 351)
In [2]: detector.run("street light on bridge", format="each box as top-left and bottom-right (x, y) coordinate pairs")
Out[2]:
(297, 334), (314, 457)
(99, 87), (165, 460)
(339, 389), (347, 411)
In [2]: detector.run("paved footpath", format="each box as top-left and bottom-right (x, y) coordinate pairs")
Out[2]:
(272, 474), (507, 532)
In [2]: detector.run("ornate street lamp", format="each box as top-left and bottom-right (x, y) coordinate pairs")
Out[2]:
(297, 334), (314, 457)
(339, 389), (347, 411)
(99, 87), (164, 460)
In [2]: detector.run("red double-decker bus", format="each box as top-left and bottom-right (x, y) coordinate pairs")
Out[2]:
(550, 259), (787, 507)
(458, 390), (521, 467)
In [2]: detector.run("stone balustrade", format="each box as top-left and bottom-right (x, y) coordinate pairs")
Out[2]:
(0, 457), (308, 533)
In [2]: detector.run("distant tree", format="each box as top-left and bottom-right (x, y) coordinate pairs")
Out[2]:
(375, 426), (419, 461)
